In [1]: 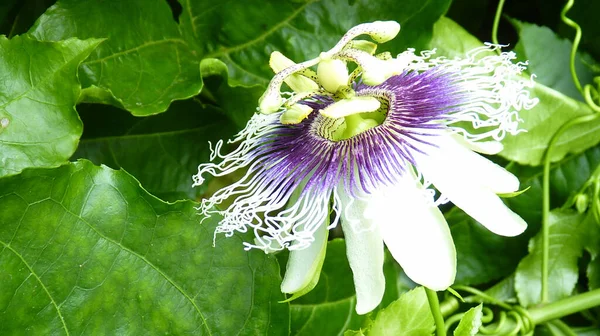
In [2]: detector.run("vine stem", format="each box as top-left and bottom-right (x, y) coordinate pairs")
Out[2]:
(426, 288), (447, 336)
(491, 0), (507, 46)
(540, 0), (599, 303)
(541, 113), (600, 302)
(529, 288), (600, 324)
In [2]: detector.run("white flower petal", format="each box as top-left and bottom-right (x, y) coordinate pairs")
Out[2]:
(338, 189), (386, 315)
(365, 179), (456, 291)
(416, 140), (527, 237)
(433, 134), (519, 194)
(281, 221), (328, 294)
(451, 134), (504, 155)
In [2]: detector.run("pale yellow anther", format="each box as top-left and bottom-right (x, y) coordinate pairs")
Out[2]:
(280, 104), (313, 124)
(335, 48), (390, 86)
(368, 21), (401, 43)
(320, 96), (381, 118)
(259, 89), (284, 114)
(317, 59), (349, 93)
(358, 55), (389, 86)
(269, 51), (319, 93)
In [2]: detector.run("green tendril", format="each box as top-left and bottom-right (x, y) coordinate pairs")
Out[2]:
(560, 0), (584, 95)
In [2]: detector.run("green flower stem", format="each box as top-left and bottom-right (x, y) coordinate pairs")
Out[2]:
(491, 0), (506, 46)
(528, 288), (600, 325)
(561, 0), (584, 95)
(541, 114), (600, 303)
(426, 288), (447, 336)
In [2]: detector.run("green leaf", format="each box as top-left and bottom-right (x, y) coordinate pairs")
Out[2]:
(29, 0), (204, 116)
(0, 35), (100, 177)
(354, 287), (435, 336)
(428, 16), (483, 57)
(484, 275), (517, 303)
(453, 304), (482, 336)
(181, 0), (451, 87)
(429, 16), (600, 166)
(448, 208), (530, 285)
(499, 84), (600, 166)
(279, 239), (402, 336)
(72, 100), (237, 202)
(514, 210), (588, 307)
(511, 20), (596, 100)
(0, 160), (289, 335)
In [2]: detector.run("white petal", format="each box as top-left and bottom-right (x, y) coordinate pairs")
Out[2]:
(451, 134), (504, 155)
(338, 189), (386, 315)
(365, 179), (456, 290)
(281, 221), (328, 294)
(432, 134), (519, 194)
(415, 139), (527, 237)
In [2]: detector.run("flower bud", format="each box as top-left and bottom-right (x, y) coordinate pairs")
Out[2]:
(317, 58), (349, 93)
(575, 194), (589, 213)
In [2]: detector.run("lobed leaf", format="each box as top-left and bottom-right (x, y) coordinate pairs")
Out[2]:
(514, 210), (589, 307)
(0, 35), (100, 177)
(29, 0), (204, 116)
(511, 20), (596, 101)
(181, 0), (452, 87)
(0, 160), (289, 335)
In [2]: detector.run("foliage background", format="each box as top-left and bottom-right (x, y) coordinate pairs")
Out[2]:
(1, 0), (599, 335)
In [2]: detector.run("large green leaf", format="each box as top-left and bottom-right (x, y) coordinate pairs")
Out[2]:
(278, 239), (403, 336)
(500, 84), (600, 166)
(181, 0), (452, 87)
(73, 100), (237, 202)
(0, 35), (100, 177)
(430, 17), (600, 166)
(0, 160), (289, 335)
(29, 0), (204, 116)
(512, 20), (596, 101)
(346, 287), (434, 336)
(514, 210), (589, 307)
